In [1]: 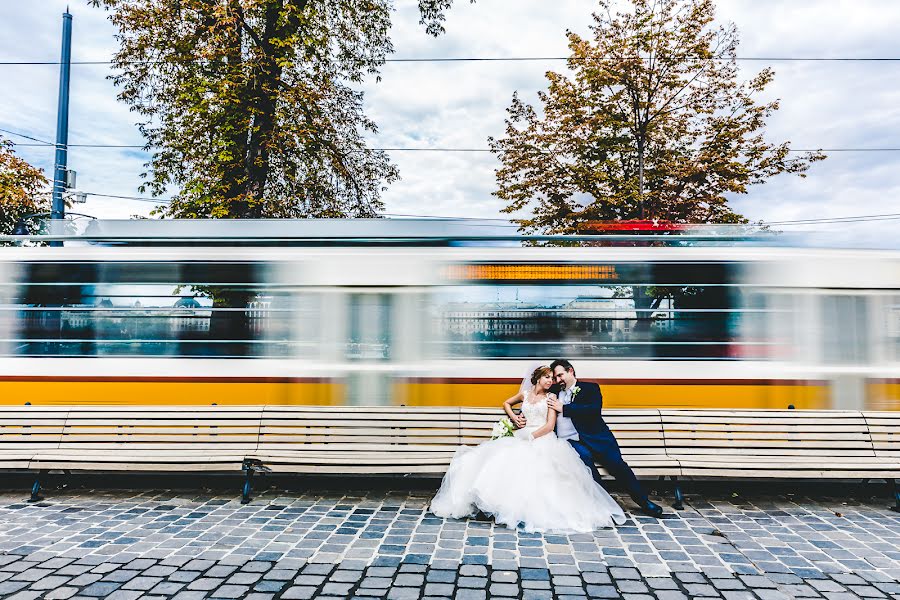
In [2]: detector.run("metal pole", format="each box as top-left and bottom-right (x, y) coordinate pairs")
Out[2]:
(51, 10), (73, 237)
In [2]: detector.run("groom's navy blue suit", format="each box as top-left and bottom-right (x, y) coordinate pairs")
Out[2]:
(557, 381), (649, 505)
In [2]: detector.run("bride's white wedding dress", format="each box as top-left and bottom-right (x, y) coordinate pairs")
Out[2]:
(429, 392), (626, 533)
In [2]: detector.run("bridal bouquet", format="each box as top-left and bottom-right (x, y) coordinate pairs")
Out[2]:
(491, 416), (515, 440)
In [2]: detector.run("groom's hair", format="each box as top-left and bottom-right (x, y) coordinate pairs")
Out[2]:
(550, 359), (575, 376)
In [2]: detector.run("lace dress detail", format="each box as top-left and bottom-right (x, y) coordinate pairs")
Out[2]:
(430, 390), (626, 533)
(516, 392), (548, 434)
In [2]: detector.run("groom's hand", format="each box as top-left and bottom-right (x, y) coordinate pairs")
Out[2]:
(548, 398), (563, 413)
(512, 413), (526, 428)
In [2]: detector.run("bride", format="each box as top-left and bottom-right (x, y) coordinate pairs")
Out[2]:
(429, 366), (626, 533)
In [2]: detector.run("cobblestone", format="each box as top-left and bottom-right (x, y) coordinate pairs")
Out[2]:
(0, 487), (896, 598)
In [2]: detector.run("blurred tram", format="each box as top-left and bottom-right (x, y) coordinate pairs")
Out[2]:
(0, 219), (898, 410)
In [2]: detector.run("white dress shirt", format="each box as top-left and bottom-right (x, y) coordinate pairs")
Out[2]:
(555, 379), (579, 441)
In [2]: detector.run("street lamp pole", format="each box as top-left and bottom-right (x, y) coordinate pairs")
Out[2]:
(50, 9), (73, 246)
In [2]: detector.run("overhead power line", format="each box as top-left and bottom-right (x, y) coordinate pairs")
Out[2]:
(0, 127), (53, 145)
(13, 142), (145, 148)
(761, 212), (900, 225)
(2, 56), (900, 66)
(390, 56), (900, 63)
(76, 192), (900, 227)
(83, 191), (169, 203)
(9, 141), (900, 153)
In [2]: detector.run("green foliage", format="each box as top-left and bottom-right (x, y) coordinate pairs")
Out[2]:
(0, 137), (49, 236)
(90, 0), (473, 219)
(489, 0), (826, 233)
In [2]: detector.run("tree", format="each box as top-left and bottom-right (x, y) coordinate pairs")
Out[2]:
(0, 137), (49, 237)
(90, 0), (472, 352)
(490, 0), (825, 234)
(90, 0), (472, 219)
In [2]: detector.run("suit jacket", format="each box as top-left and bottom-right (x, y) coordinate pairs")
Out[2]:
(559, 381), (619, 455)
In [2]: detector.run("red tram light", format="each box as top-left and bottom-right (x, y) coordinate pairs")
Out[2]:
(578, 219), (689, 234)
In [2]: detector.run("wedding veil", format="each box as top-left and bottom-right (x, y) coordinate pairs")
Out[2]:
(519, 360), (550, 397)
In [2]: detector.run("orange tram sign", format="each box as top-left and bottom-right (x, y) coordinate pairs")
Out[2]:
(445, 264), (620, 281)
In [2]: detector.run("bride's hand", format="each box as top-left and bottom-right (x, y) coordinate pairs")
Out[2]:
(512, 413), (526, 428)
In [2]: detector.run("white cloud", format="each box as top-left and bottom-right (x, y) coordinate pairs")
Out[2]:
(1, 0), (898, 230)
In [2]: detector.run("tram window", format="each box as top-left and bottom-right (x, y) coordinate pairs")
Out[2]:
(346, 293), (392, 360)
(822, 295), (869, 364)
(0, 268), (13, 357)
(10, 261), (294, 358)
(289, 293), (322, 358)
(885, 299), (900, 362)
(435, 278), (746, 360)
(14, 262), (98, 357)
(747, 291), (795, 361)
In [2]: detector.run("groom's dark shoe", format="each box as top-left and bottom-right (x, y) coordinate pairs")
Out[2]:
(637, 499), (664, 518)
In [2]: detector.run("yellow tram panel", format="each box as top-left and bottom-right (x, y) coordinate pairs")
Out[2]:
(0, 377), (344, 406)
(394, 379), (829, 410)
(867, 379), (900, 411)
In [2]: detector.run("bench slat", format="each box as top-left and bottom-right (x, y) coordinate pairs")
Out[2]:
(261, 426), (457, 433)
(260, 465), (451, 474)
(257, 436), (459, 444)
(255, 443), (458, 452)
(678, 468), (898, 478)
(30, 462), (244, 471)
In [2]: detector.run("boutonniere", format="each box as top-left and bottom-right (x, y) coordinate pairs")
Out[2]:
(571, 386), (581, 397)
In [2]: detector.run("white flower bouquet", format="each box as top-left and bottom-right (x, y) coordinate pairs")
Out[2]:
(491, 416), (516, 440)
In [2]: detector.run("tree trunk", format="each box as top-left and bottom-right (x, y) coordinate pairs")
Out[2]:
(243, 0), (285, 216)
(221, 0), (250, 217)
(636, 133), (645, 220)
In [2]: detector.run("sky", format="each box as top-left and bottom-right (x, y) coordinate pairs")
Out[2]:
(1, 0), (899, 237)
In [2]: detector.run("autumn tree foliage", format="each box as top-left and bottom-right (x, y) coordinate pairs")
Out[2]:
(0, 137), (48, 236)
(490, 0), (825, 233)
(90, 0), (471, 219)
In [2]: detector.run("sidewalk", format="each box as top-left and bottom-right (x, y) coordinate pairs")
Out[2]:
(0, 483), (898, 599)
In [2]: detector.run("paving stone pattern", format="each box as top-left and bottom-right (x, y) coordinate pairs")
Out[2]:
(0, 487), (898, 598)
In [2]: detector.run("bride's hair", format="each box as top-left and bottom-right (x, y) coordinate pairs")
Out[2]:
(530, 366), (552, 385)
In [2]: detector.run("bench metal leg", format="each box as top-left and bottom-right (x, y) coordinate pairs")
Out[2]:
(241, 465), (254, 505)
(240, 460), (269, 505)
(28, 473), (44, 503)
(891, 479), (900, 513)
(671, 476), (684, 511)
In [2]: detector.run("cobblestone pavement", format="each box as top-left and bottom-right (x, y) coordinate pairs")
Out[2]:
(0, 484), (899, 599)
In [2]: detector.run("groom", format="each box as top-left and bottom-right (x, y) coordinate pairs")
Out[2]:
(548, 359), (664, 518)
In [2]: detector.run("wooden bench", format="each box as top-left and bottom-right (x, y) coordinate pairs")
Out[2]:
(660, 409), (900, 510)
(25, 406), (261, 501)
(243, 407), (676, 505)
(245, 407), (678, 505)
(0, 407), (68, 497)
(863, 412), (900, 510)
(461, 407), (679, 474)
(4, 406), (900, 512)
(244, 406), (463, 502)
